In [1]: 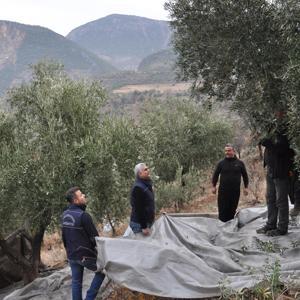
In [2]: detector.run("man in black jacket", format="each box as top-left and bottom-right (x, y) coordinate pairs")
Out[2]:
(290, 175), (300, 217)
(256, 132), (292, 236)
(212, 144), (249, 222)
(130, 163), (155, 236)
(62, 187), (105, 300)
(288, 156), (300, 217)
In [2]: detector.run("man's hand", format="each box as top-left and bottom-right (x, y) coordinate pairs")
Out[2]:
(142, 228), (151, 236)
(212, 186), (217, 194)
(243, 188), (249, 196)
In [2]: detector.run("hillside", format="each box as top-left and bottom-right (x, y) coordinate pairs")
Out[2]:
(98, 49), (178, 90)
(0, 21), (116, 95)
(67, 14), (172, 70)
(138, 49), (176, 73)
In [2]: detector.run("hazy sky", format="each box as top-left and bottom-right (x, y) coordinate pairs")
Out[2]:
(0, 0), (170, 36)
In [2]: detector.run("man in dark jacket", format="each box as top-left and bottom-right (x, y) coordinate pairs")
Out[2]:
(290, 174), (300, 217)
(256, 132), (292, 236)
(130, 163), (155, 236)
(212, 144), (249, 222)
(288, 155), (300, 217)
(62, 187), (105, 300)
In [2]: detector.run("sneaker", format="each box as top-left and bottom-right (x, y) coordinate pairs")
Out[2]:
(256, 225), (275, 234)
(265, 229), (287, 236)
(290, 207), (300, 217)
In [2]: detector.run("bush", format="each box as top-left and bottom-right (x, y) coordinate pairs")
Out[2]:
(155, 166), (203, 212)
(139, 98), (234, 182)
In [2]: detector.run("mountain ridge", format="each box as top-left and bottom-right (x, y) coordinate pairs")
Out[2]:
(67, 14), (172, 70)
(0, 20), (116, 95)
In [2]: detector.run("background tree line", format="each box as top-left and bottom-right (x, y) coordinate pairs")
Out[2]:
(0, 62), (232, 284)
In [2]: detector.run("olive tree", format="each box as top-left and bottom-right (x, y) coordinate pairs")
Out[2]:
(140, 98), (233, 182)
(165, 0), (300, 138)
(0, 61), (106, 282)
(84, 117), (144, 235)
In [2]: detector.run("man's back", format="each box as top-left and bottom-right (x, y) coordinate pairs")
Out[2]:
(62, 204), (98, 260)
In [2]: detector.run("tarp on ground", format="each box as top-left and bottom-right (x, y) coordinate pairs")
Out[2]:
(2, 268), (111, 300)
(3, 207), (300, 299)
(96, 207), (300, 299)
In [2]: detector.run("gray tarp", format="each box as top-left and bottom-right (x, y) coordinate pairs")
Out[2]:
(2, 268), (111, 300)
(3, 207), (300, 299)
(96, 207), (300, 299)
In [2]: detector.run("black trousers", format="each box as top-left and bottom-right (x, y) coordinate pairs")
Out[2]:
(218, 187), (240, 222)
(289, 175), (300, 208)
(289, 175), (296, 204)
(295, 179), (300, 209)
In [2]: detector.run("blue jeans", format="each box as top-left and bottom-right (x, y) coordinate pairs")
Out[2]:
(69, 258), (105, 300)
(130, 221), (153, 233)
(130, 221), (142, 233)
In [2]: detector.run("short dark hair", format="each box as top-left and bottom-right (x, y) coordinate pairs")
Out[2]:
(65, 186), (80, 203)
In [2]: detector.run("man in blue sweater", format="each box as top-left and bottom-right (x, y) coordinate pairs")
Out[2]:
(62, 187), (105, 300)
(130, 163), (155, 236)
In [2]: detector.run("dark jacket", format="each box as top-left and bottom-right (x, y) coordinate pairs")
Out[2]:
(61, 204), (98, 260)
(261, 133), (293, 179)
(212, 156), (249, 190)
(130, 178), (155, 229)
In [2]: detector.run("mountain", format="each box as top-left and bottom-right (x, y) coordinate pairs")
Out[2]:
(98, 50), (178, 90)
(0, 21), (116, 95)
(138, 49), (177, 73)
(67, 14), (172, 70)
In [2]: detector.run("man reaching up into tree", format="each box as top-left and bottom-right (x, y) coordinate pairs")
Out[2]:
(256, 128), (292, 236)
(212, 144), (249, 222)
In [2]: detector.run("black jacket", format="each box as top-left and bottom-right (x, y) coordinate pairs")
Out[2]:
(130, 178), (155, 229)
(61, 204), (98, 260)
(212, 156), (249, 190)
(261, 133), (293, 179)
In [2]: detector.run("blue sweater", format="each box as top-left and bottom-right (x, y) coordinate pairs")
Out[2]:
(61, 204), (98, 260)
(130, 178), (155, 229)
